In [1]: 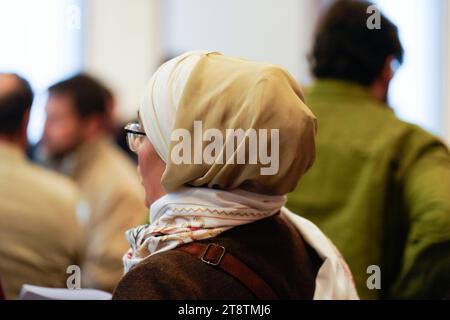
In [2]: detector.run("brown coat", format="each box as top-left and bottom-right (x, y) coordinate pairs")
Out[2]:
(112, 214), (322, 300)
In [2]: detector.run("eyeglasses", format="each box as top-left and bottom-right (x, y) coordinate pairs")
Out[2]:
(124, 121), (146, 152)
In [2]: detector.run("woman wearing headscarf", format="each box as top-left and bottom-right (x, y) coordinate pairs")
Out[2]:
(113, 51), (358, 300)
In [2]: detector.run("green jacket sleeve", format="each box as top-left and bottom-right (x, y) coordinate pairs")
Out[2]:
(391, 128), (450, 299)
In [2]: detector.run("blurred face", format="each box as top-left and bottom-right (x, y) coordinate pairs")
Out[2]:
(135, 138), (166, 207)
(44, 93), (84, 159)
(127, 116), (166, 207)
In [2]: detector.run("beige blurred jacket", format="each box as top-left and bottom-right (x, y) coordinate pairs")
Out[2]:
(58, 137), (147, 292)
(0, 142), (81, 299)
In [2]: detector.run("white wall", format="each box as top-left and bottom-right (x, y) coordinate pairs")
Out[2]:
(444, 0), (450, 145)
(83, 0), (162, 122)
(0, 0), (84, 143)
(375, 0), (444, 137)
(162, 0), (320, 84)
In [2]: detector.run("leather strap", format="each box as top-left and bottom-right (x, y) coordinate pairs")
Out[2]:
(175, 242), (278, 300)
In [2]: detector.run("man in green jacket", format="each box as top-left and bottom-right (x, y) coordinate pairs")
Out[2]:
(287, 0), (450, 299)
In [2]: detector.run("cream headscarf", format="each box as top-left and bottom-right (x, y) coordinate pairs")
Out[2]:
(139, 51), (317, 194)
(124, 51), (358, 299)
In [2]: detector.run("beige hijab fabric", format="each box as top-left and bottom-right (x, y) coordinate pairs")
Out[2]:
(128, 51), (358, 299)
(140, 51), (317, 195)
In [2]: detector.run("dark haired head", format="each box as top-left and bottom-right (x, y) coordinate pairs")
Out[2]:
(311, 0), (404, 86)
(48, 74), (110, 119)
(0, 73), (34, 135)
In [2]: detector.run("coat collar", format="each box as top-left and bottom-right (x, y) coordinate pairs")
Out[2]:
(308, 79), (380, 103)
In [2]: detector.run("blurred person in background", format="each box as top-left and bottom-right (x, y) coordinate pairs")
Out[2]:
(0, 73), (81, 299)
(287, 0), (450, 299)
(37, 74), (147, 292)
(96, 84), (137, 163)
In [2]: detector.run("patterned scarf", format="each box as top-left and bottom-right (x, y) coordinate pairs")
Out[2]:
(123, 187), (285, 273)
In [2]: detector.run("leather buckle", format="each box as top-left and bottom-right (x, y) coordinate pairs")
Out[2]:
(200, 243), (226, 266)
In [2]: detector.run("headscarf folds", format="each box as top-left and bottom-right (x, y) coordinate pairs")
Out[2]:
(125, 51), (358, 300)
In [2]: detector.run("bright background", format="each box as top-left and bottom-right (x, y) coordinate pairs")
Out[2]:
(0, 0), (449, 145)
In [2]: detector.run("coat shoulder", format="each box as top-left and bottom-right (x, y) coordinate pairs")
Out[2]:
(112, 249), (254, 300)
(113, 216), (320, 300)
